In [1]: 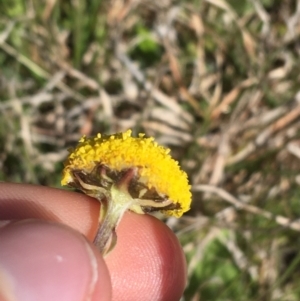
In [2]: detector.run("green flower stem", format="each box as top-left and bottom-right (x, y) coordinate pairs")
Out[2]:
(94, 168), (136, 255)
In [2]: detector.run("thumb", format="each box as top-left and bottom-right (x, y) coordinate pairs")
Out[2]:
(0, 220), (111, 301)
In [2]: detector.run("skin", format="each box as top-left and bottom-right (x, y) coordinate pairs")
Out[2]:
(0, 183), (186, 301)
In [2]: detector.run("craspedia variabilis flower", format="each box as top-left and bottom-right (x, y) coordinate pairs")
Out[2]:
(61, 129), (191, 254)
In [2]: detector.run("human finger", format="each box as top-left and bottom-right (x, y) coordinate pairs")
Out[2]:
(0, 183), (100, 241)
(106, 213), (187, 301)
(0, 183), (187, 300)
(0, 220), (111, 301)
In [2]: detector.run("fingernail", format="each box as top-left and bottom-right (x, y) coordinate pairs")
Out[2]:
(0, 220), (110, 301)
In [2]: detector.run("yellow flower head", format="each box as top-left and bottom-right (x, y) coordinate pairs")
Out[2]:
(62, 129), (191, 217)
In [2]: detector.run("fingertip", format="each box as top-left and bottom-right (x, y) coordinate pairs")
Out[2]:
(0, 220), (111, 301)
(105, 213), (186, 301)
(0, 183), (100, 241)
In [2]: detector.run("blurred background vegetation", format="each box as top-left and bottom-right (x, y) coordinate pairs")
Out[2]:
(1, 0), (300, 300)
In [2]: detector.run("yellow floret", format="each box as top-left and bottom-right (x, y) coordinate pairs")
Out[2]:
(61, 129), (191, 217)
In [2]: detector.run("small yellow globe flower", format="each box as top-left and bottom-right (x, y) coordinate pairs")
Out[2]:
(61, 129), (191, 254)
